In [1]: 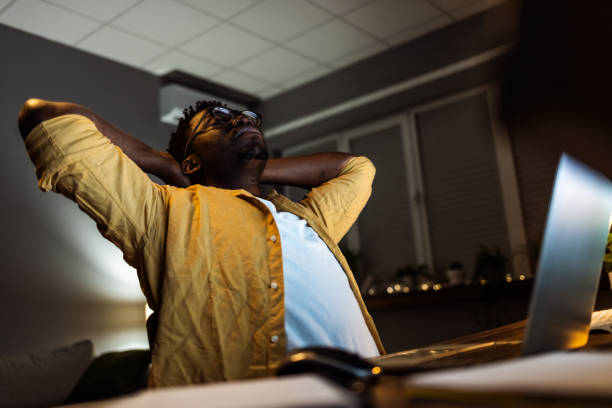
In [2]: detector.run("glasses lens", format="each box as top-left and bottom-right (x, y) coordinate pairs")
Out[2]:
(211, 107), (234, 125)
(241, 111), (262, 127)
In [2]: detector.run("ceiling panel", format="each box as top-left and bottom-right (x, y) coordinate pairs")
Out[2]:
(329, 41), (387, 69)
(430, 0), (480, 12)
(45, 0), (141, 22)
(345, 0), (442, 39)
(286, 19), (379, 63)
(230, 0), (332, 42)
(179, 0), (259, 19)
(145, 50), (224, 77)
(235, 46), (319, 83)
(181, 24), (273, 66)
(211, 69), (270, 94)
(0, 0), (12, 11)
(77, 26), (167, 67)
(281, 65), (332, 89)
(308, 0), (373, 16)
(386, 14), (452, 46)
(112, 0), (219, 46)
(0, 0), (508, 100)
(449, 0), (507, 19)
(0, 0), (99, 45)
(258, 84), (285, 99)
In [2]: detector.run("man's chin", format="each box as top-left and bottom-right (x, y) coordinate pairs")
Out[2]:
(237, 145), (269, 162)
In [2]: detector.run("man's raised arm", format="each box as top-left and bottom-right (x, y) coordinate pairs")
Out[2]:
(260, 153), (355, 189)
(18, 98), (190, 187)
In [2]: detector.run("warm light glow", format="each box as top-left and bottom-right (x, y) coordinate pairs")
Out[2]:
(479, 279), (487, 285)
(96, 328), (149, 353)
(393, 283), (401, 291)
(386, 286), (394, 294)
(505, 274), (513, 282)
(402, 286), (410, 293)
(519, 274), (526, 281)
(371, 366), (382, 375)
(432, 283), (442, 291)
(289, 352), (308, 363)
(368, 288), (375, 295)
(145, 303), (153, 320)
(47, 207), (145, 302)
(419, 283), (430, 291)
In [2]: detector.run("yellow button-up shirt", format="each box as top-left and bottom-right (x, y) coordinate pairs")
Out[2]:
(25, 114), (385, 387)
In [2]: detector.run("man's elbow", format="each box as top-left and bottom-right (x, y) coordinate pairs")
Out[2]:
(18, 98), (50, 140)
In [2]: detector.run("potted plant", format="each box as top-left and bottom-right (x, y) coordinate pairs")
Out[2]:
(472, 246), (508, 285)
(604, 232), (612, 289)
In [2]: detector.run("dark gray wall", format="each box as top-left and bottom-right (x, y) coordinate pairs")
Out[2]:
(0, 24), (174, 354)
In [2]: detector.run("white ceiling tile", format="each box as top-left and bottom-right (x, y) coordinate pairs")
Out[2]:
(235, 46), (319, 83)
(211, 70), (270, 94)
(45, 0), (141, 22)
(112, 0), (219, 46)
(0, 0), (100, 45)
(308, 0), (372, 15)
(429, 0), (479, 12)
(386, 14), (452, 46)
(449, 0), (507, 19)
(77, 26), (167, 67)
(258, 85), (285, 99)
(286, 19), (377, 62)
(345, 0), (441, 38)
(329, 41), (386, 69)
(180, 0), (259, 19)
(181, 24), (273, 66)
(145, 51), (224, 77)
(282, 65), (331, 89)
(0, 0), (13, 11)
(230, 0), (332, 42)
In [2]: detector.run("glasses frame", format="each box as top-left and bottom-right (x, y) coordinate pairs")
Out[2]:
(184, 107), (262, 158)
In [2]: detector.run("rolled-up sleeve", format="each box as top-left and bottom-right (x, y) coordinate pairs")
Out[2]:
(300, 156), (375, 244)
(25, 114), (168, 271)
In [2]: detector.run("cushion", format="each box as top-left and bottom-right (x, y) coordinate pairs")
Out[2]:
(0, 340), (93, 408)
(65, 349), (151, 404)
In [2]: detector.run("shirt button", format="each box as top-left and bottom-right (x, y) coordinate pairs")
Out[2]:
(270, 281), (278, 290)
(270, 335), (279, 344)
(270, 235), (277, 243)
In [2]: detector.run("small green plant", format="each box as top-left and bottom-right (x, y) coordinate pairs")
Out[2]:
(396, 264), (429, 288)
(604, 232), (612, 274)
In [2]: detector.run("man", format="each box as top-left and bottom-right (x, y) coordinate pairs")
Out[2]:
(18, 98), (385, 387)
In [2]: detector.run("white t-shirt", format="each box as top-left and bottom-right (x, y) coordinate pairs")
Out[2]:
(257, 198), (379, 358)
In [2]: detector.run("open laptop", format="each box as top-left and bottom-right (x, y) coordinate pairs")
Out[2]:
(372, 153), (612, 371)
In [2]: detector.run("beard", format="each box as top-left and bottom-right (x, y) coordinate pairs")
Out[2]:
(236, 138), (269, 162)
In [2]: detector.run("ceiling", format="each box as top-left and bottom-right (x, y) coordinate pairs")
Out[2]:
(0, 0), (507, 100)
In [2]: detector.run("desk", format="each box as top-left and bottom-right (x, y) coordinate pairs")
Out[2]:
(370, 320), (612, 407)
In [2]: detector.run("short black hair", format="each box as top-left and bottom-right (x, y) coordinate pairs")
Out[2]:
(167, 100), (225, 164)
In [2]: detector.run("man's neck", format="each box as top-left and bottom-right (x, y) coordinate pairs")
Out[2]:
(202, 173), (262, 197)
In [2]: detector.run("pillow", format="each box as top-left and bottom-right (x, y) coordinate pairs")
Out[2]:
(0, 340), (93, 408)
(65, 349), (151, 404)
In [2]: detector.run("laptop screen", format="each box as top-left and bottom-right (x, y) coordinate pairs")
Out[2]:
(522, 153), (612, 355)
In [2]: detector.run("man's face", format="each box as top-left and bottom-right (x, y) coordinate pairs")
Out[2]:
(187, 107), (268, 172)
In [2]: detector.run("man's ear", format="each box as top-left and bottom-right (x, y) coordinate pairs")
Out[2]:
(181, 154), (201, 175)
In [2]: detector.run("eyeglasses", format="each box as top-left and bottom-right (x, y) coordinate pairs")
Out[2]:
(184, 107), (262, 157)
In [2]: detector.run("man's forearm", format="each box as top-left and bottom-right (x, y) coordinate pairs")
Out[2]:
(18, 99), (188, 187)
(260, 152), (354, 189)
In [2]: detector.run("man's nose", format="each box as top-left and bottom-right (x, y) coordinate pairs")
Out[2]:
(234, 114), (257, 127)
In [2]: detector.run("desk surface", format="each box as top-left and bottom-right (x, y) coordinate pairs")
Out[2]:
(371, 319), (612, 407)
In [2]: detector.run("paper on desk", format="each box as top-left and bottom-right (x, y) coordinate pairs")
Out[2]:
(59, 374), (358, 408)
(406, 351), (612, 397)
